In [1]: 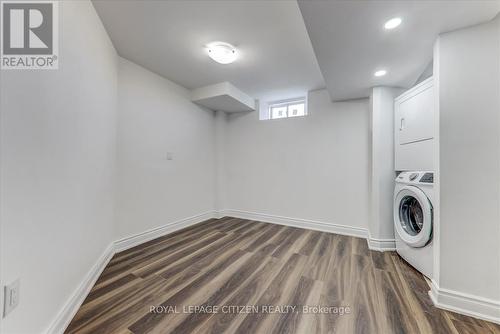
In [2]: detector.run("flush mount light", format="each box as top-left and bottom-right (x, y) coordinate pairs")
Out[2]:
(206, 41), (238, 64)
(384, 17), (402, 30)
(374, 70), (387, 77)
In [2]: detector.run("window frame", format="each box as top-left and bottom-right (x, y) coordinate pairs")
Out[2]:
(268, 97), (307, 120)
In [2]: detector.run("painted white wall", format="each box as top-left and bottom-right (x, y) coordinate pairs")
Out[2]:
(214, 111), (228, 214)
(0, 1), (117, 333)
(431, 37), (442, 295)
(369, 87), (403, 247)
(435, 15), (500, 306)
(115, 57), (216, 240)
(221, 89), (370, 230)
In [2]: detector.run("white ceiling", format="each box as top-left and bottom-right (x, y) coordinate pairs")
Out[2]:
(298, 0), (500, 101)
(92, 0), (325, 103)
(94, 0), (500, 103)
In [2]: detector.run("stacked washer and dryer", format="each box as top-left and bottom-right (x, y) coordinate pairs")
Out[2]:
(393, 77), (435, 279)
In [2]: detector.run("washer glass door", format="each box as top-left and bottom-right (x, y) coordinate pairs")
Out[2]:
(399, 196), (424, 236)
(394, 186), (432, 247)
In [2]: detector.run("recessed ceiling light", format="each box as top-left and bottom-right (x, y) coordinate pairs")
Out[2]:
(374, 70), (387, 77)
(206, 41), (237, 64)
(384, 17), (402, 30)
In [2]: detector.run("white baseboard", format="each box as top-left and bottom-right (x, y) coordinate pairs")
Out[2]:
(44, 243), (115, 334)
(367, 236), (396, 252)
(429, 279), (500, 325)
(219, 209), (368, 239)
(213, 210), (225, 219)
(114, 211), (217, 252)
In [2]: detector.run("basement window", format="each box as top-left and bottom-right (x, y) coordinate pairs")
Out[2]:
(268, 98), (307, 119)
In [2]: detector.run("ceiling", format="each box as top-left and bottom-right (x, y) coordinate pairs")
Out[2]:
(298, 0), (500, 101)
(93, 0), (500, 103)
(92, 0), (325, 103)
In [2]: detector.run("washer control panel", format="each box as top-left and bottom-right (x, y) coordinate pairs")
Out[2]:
(396, 171), (434, 184)
(409, 173), (419, 181)
(419, 173), (434, 183)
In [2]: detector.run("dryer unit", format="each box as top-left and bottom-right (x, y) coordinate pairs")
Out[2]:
(395, 77), (434, 171)
(394, 171), (434, 278)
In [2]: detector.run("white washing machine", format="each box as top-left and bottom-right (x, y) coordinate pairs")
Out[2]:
(394, 171), (434, 278)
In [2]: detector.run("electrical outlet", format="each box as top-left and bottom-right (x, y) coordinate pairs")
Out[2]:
(166, 152), (173, 160)
(3, 279), (20, 317)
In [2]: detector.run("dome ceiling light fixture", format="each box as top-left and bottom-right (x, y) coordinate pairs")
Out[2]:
(206, 41), (238, 64)
(374, 69), (387, 77)
(384, 17), (402, 30)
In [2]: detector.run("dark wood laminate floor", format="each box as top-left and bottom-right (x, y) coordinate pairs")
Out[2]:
(66, 217), (500, 334)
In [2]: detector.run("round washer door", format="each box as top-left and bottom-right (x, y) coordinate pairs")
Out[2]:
(394, 186), (433, 247)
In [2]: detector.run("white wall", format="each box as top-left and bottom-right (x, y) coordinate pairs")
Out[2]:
(115, 58), (216, 239)
(214, 111), (228, 213)
(0, 1), (117, 333)
(434, 15), (500, 312)
(221, 89), (370, 231)
(369, 87), (403, 247)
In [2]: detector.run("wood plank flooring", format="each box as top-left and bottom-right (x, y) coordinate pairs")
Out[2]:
(66, 217), (500, 334)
